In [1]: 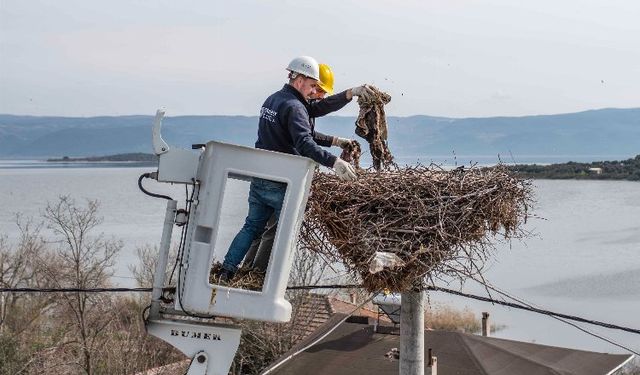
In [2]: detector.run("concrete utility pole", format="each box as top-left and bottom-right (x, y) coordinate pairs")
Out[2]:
(400, 290), (425, 375)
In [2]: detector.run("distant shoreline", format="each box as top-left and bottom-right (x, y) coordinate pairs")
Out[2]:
(42, 152), (640, 181)
(47, 153), (157, 163)
(507, 154), (640, 181)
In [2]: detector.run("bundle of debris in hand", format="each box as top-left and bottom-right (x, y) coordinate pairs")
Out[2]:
(300, 85), (533, 292)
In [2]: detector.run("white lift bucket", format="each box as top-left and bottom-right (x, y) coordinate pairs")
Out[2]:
(177, 141), (316, 322)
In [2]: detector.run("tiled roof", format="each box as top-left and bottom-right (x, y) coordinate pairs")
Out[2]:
(290, 292), (333, 340)
(266, 317), (634, 375)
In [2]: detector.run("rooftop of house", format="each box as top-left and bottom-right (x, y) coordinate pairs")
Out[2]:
(266, 314), (634, 375)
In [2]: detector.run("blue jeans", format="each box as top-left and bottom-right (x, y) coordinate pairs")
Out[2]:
(223, 178), (286, 272)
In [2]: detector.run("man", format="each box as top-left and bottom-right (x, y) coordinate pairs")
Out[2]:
(218, 56), (370, 281)
(247, 62), (365, 272)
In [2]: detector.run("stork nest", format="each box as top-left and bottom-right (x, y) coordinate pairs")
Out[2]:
(299, 165), (533, 292)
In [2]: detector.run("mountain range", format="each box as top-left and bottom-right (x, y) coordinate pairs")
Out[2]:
(1, 108), (638, 160)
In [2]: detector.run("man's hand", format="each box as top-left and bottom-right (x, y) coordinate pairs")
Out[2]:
(333, 158), (357, 181)
(350, 85), (374, 100)
(333, 137), (353, 149)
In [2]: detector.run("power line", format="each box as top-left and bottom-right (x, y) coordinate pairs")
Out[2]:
(1, 287), (152, 293)
(3, 284), (640, 337)
(287, 284), (361, 290)
(424, 285), (640, 336)
(467, 278), (640, 356)
(549, 316), (639, 356)
(0, 284), (358, 293)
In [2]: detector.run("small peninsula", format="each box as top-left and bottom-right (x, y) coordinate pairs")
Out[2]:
(507, 154), (640, 181)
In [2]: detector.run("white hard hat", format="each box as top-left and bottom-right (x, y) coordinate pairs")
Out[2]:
(286, 56), (320, 81)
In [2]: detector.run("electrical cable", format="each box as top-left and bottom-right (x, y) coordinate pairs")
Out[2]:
(5, 283), (640, 338)
(9, 280), (635, 364)
(1, 287), (152, 293)
(423, 285), (640, 336)
(287, 284), (361, 290)
(549, 312), (639, 356)
(0, 285), (357, 293)
(138, 173), (173, 200)
(467, 278), (640, 356)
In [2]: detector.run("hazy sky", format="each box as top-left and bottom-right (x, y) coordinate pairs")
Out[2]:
(1, 0), (639, 117)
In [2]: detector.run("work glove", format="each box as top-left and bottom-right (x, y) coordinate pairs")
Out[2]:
(333, 137), (353, 149)
(350, 85), (374, 100)
(333, 158), (357, 181)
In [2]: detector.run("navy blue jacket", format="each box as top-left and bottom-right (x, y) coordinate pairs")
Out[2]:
(255, 85), (350, 168)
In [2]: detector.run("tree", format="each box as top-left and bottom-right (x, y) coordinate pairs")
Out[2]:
(0, 217), (47, 334)
(1, 197), (186, 375)
(129, 243), (178, 293)
(0, 217), (51, 375)
(37, 196), (122, 374)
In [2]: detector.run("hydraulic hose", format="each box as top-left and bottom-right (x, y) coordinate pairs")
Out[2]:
(138, 172), (173, 201)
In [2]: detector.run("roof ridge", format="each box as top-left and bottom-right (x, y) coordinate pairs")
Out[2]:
(450, 331), (491, 375)
(460, 333), (570, 375)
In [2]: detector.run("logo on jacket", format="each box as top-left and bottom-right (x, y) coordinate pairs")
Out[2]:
(260, 107), (277, 123)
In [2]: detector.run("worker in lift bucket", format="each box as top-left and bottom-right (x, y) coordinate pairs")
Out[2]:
(244, 62), (370, 273)
(216, 56), (373, 282)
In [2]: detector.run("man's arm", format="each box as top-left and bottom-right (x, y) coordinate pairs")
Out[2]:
(308, 90), (351, 118)
(313, 130), (334, 147)
(286, 104), (337, 168)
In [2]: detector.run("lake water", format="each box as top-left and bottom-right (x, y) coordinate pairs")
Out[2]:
(1, 160), (639, 356)
(433, 178), (640, 356)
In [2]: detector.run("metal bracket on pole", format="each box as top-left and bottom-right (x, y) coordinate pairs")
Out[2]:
(149, 199), (177, 320)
